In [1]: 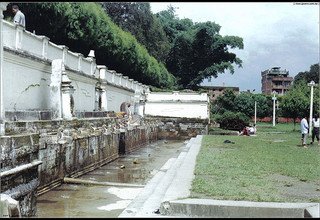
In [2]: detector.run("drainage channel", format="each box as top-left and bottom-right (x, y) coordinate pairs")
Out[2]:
(36, 139), (186, 218)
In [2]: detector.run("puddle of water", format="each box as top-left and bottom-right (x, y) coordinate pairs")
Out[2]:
(36, 140), (185, 218)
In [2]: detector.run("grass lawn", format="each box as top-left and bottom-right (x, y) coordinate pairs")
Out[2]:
(191, 122), (320, 203)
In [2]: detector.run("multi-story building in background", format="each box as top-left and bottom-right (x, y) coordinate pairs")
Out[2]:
(261, 67), (293, 95)
(201, 85), (240, 102)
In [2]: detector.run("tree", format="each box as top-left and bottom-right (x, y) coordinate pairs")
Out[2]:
(253, 94), (273, 118)
(280, 81), (310, 130)
(212, 88), (237, 114)
(294, 63), (319, 84)
(157, 6), (244, 89)
(155, 5), (193, 45)
(101, 2), (171, 63)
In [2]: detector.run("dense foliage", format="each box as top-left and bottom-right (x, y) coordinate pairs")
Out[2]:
(156, 6), (244, 89)
(101, 2), (170, 63)
(280, 79), (319, 128)
(212, 89), (273, 118)
(4, 2), (176, 88)
(99, 4), (244, 89)
(294, 63), (319, 84)
(214, 111), (250, 131)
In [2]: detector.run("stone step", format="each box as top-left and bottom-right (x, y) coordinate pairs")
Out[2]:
(160, 198), (320, 218)
(161, 135), (202, 203)
(134, 151), (188, 216)
(119, 137), (198, 217)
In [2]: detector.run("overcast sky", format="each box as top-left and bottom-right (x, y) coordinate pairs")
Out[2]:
(150, 2), (319, 92)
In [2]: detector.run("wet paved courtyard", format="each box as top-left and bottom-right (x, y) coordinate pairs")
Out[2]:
(36, 140), (186, 218)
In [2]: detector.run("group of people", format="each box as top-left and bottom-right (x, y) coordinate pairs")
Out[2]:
(300, 114), (320, 148)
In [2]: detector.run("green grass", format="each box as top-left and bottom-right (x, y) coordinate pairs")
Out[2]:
(191, 122), (320, 202)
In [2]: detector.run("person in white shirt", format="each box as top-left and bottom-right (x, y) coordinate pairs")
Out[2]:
(300, 116), (309, 148)
(311, 114), (320, 145)
(12, 5), (25, 28)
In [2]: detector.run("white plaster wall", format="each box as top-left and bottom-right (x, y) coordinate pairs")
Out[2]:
(3, 51), (51, 110)
(68, 72), (96, 112)
(145, 102), (209, 119)
(145, 92), (209, 119)
(2, 21), (15, 48)
(106, 84), (134, 112)
(146, 92), (208, 102)
(81, 58), (92, 74)
(21, 32), (43, 56)
(66, 51), (79, 70)
(105, 71), (113, 83)
(1, 18), (149, 114)
(47, 43), (63, 61)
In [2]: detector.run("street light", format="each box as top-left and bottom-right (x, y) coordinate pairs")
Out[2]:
(308, 80), (316, 135)
(254, 100), (257, 126)
(272, 91), (277, 127)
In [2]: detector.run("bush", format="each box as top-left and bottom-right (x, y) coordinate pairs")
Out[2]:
(214, 111), (250, 131)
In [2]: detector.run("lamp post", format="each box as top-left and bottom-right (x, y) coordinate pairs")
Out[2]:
(254, 101), (257, 125)
(272, 91), (277, 127)
(308, 80), (316, 135)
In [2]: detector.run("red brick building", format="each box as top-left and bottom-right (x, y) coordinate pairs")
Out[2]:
(261, 67), (293, 95)
(201, 85), (240, 102)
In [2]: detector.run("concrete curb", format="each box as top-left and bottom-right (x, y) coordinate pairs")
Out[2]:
(160, 198), (320, 218)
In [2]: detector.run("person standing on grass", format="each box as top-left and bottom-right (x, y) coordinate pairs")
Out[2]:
(311, 114), (320, 145)
(300, 115), (309, 148)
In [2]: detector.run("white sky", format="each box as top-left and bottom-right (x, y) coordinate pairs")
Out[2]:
(150, 2), (320, 92)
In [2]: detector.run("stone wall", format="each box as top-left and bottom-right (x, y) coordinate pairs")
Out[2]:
(1, 117), (160, 217)
(149, 117), (209, 140)
(0, 133), (41, 217)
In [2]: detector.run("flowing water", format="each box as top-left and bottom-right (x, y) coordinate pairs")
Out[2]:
(36, 140), (186, 218)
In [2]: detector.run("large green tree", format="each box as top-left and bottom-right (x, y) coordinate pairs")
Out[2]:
(213, 90), (272, 118)
(157, 6), (243, 89)
(101, 2), (171, 63)
(280, 81), (310, 129)
(294, 63), (319, 84)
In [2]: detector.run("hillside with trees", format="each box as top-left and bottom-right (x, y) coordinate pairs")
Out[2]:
(100, 3), (244, 90)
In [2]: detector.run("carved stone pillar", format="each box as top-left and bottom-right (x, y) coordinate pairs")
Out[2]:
(61, 65), (73, 119)
(97, 65), (108, 111)
(50, 59), (74, 120)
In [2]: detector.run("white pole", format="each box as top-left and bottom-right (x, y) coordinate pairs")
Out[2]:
(254, 101), (257, 125)
(308, 81), (315, 135)
(272, 93), (277, 127)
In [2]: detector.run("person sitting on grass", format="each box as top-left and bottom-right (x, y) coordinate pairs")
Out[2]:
(248, 124), (256, 135)
(239, 124), (256, 136)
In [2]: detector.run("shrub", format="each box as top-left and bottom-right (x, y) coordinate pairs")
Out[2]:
(214, 111), (250, 131)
